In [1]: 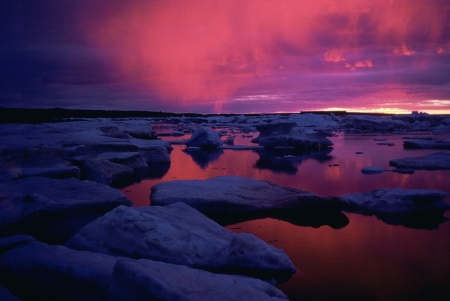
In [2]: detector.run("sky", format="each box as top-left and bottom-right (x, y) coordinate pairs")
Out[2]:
(1, 0), (450, 114)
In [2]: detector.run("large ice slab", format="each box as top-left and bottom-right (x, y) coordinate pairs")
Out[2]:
(0, 177), (131, 243)
(151, 176), (343, 213)
(0, 236), (117, 301)
(66, 203), (296, 280)
(0, 236), (288, 301)
(342, 187), (450, 229)
(389, 152), (450, 170)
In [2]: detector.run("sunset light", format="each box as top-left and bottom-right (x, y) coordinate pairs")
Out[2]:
(1, 0), (450, 113)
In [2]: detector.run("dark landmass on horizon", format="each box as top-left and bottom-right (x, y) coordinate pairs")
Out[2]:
(0, 107), (446, 124)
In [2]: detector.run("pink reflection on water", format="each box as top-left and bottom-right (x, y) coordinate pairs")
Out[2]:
(123, 133), (450, 205)
(121, 131), (450, 300)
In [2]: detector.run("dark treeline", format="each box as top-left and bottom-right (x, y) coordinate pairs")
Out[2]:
(0, 108), (262, 124)
(0, 107), (395, 124)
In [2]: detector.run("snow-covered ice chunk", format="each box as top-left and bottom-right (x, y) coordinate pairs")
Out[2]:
(255, 122), (333, 149)
(150, 176), (344, 213)
(342, 187), (450, 229)
(0, 236), (288, 301)
(66, 203), (296, 280)
(0, 177), (131, 243)
(110, 258), (289, 301)
(389, 152), (450, 170)
(342, 187), (450, 215)
(288, 113), (339, 131)
(184, 126), (223, 149)
(84, 159), (134, 186)
(339, 115), (407, 131)
(0, 285), (22, 301)
(12, 156), (80, 179)
(0, 236), (116, 301)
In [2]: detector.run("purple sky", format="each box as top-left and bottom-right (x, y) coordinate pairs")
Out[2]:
(1, 0), (450, 114)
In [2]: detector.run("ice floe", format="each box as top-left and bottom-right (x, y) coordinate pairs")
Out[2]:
(0, 177), (131, 243)
(66, 203), (296, 280)
(342, 187), (450, 229)
(389, 152), (450, 170)
(184, 126), (223, 149)
(255, 122), (333, 149)
(0, 236), (288, 301)
(151, 176), (343, 212)
(150, 176), (348, 228)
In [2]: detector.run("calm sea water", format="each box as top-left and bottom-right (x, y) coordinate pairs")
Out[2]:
(122, 131), (450, 301)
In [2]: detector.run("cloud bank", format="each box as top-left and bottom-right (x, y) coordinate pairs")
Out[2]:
(1, 0), (450, 113)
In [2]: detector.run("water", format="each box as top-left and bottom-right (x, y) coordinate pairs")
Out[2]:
(121, 131), (450, 301)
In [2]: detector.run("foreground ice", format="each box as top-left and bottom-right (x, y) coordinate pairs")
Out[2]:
(111, 258), (288, 301)
(151, 176), (343, 212)
(342, 187), (450, 229)
(66, 203), (296, 280)
(0, 177), (131, 243)
(0, 236), (288, 301)
(389, 152), (450, 170)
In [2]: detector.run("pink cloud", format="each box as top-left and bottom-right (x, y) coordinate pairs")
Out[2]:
(76, 0), (450, 113)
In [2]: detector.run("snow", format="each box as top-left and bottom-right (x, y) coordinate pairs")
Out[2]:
(111, 258), (288, 301)
(66, 203), (296, 280)
(150, 175), (344, 213)
(0, 237), (117, 301)
(12, 156), (80, 179)
(389, 152), (450, 170)
(255, 122), (333, 149)
(184, 126), (223, 149)
(84, 159), (134, 186)
(339, 115), (407, 131)
(0, 236), (288, 301)
(0, 285), (22, 301)
(0, 177), (131, 243)
(288, 113), (339, 131)
(342, 187), (450, 215)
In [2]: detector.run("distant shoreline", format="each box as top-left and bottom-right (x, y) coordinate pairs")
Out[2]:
(1, 107), (446, 124)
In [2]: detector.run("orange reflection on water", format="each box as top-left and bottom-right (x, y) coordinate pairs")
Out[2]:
(226, 214), (450, 300)
(121, 132), (450, 300)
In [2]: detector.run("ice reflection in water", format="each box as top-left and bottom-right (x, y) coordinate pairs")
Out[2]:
(122, 132), (450, 300)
